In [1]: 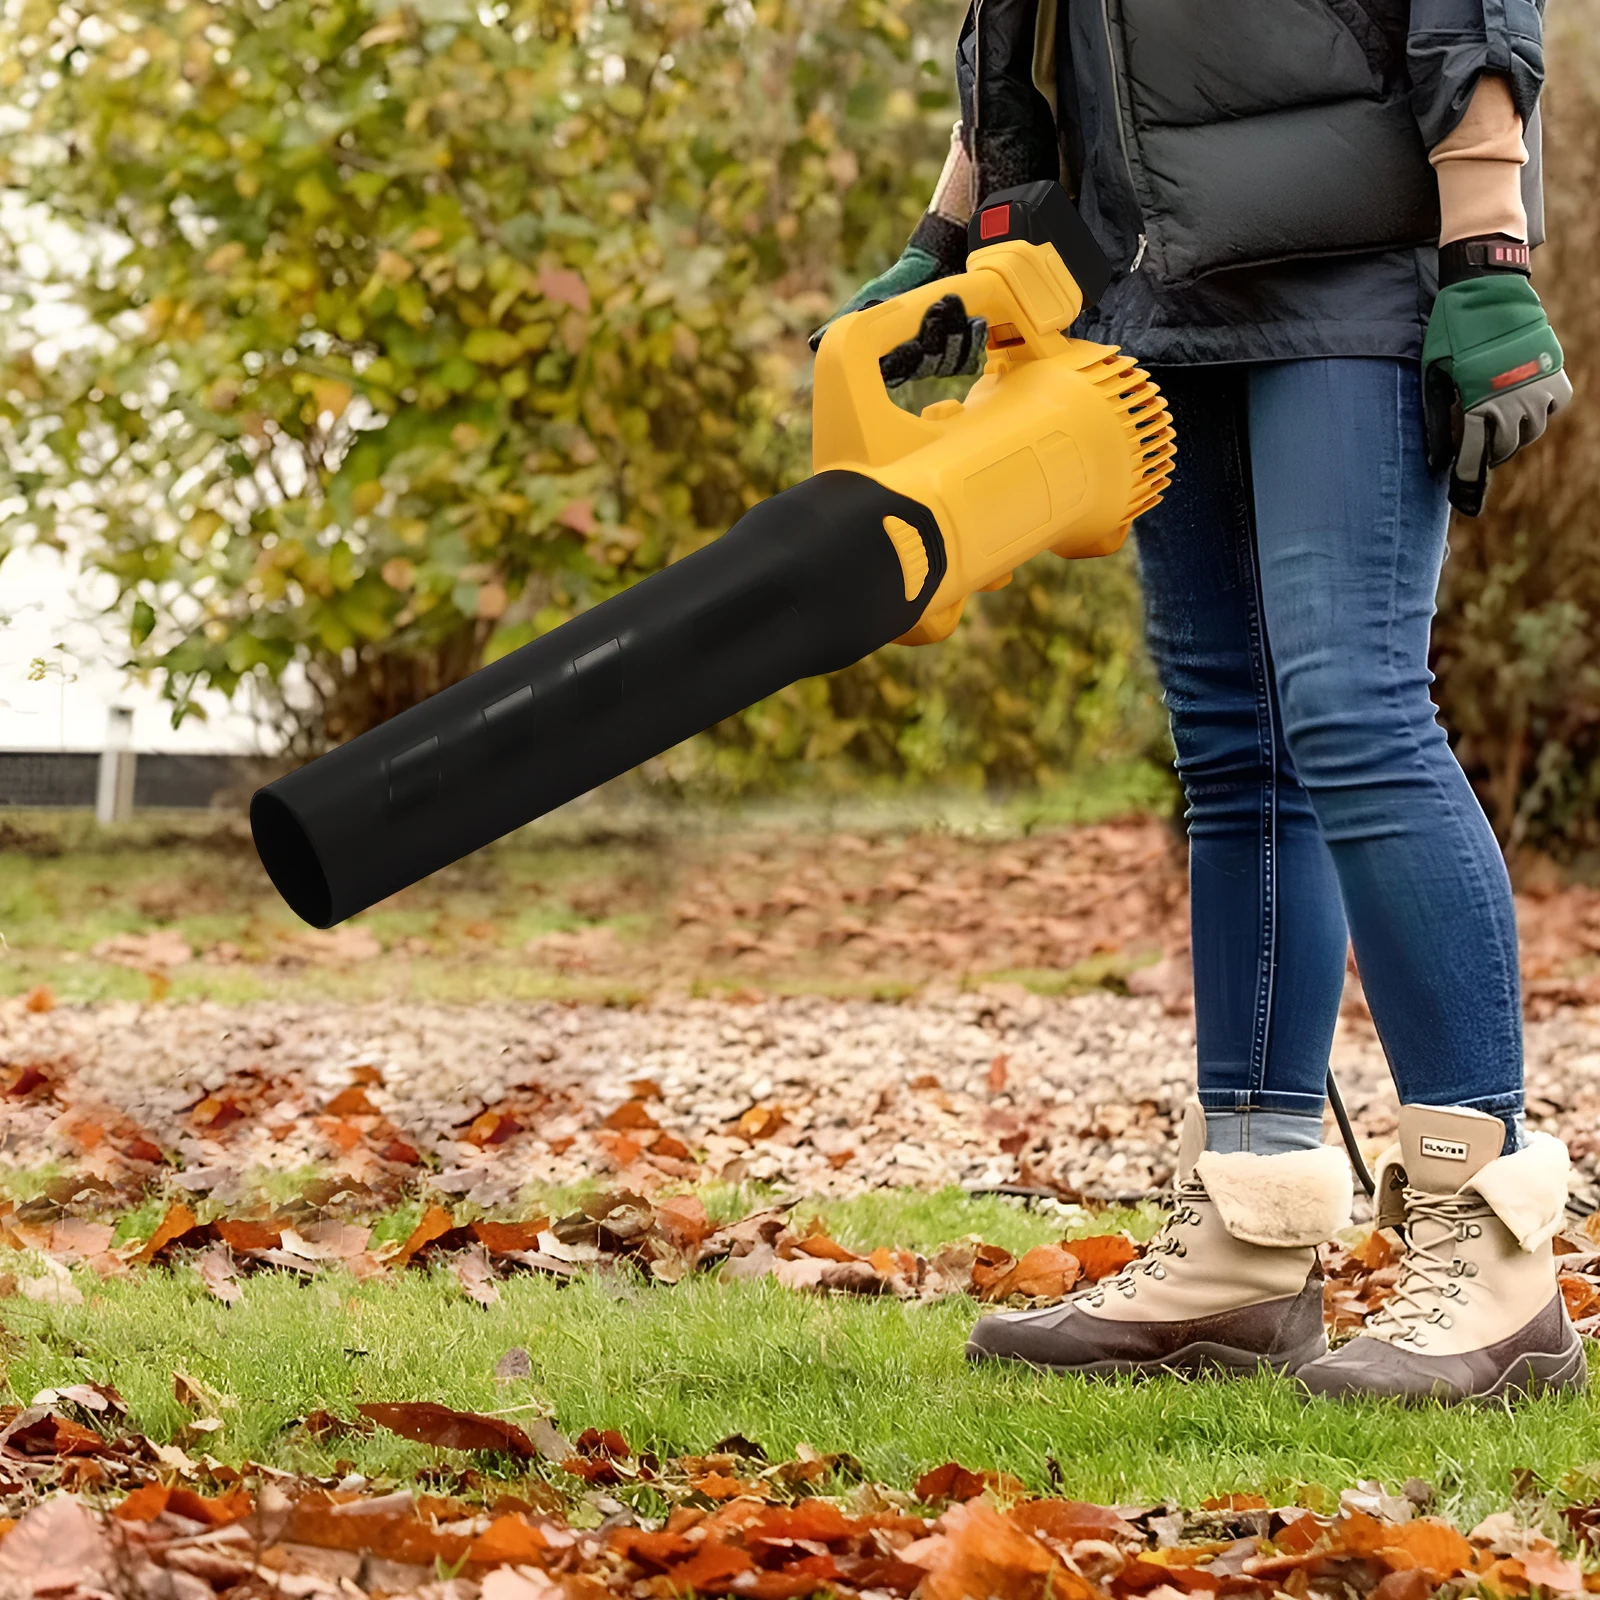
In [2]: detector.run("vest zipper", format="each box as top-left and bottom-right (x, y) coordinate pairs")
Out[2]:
(1098, 0), (1147, 271)
(971, 0), (986, 160)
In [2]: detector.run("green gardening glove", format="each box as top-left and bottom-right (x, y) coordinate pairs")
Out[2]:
(1422, 270), (1572, 516)
(808, 246), (987, 387)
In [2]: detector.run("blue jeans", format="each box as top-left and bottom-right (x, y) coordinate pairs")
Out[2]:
(1132, 359), (1524, 1155)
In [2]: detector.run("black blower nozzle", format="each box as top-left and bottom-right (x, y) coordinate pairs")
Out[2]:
(251, 471), (945, 927)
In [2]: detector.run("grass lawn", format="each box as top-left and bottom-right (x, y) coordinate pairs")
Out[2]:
(1, 1186), (1594, 1526)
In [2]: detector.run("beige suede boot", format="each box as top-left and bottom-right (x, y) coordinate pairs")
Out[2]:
(1299, 1105), (1587, 1403)
(965, 1102), (1351, 1377)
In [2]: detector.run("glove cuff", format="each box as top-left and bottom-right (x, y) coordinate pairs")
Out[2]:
(909, 211), (969, 278)
(1439, 233), (1531, 287)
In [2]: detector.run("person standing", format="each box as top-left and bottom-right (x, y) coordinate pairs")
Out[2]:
(817, 0), (1579, 1401)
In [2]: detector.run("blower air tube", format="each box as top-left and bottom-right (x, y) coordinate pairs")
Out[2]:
(251, 470), (947, 928)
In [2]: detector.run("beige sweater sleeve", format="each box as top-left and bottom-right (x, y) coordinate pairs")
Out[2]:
(1431, 72), (1528, 244)
(928, 121), (977, 226)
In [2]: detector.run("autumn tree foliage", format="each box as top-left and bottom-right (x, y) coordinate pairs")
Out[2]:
(0, 0), (1162, 792)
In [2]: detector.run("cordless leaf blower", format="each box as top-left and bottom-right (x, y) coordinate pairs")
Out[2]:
(250, 181), (1176, 929)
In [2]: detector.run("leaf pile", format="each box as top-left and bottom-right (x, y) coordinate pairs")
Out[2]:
(17, 1186), (1144, 1314)
(3, 1397), (1600, 1600)
(8, 1175), (1600, 1345)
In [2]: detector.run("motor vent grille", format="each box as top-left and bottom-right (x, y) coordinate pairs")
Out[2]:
(1088, 351), (1176, 535)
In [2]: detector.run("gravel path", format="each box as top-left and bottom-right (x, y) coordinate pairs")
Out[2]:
(5, 990), (1599, 1211)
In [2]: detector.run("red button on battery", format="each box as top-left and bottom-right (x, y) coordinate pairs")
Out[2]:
(979, 204), (1011, 240)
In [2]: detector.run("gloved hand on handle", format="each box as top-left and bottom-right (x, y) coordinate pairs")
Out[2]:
(809, 255), (988, 389)
(1422, 237), (1572, 516)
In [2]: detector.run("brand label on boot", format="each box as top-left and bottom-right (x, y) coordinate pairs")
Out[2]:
(1420, 1137), (1470, 1162)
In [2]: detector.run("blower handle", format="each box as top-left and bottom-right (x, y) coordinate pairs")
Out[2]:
(812, 182), (1110, 475)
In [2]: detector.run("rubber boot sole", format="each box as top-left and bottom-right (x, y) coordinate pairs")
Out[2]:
(1484, 1331), (1590, 1402)
(1297, 1324), (1589, 1405)
(964, 1326), (1328, 1381)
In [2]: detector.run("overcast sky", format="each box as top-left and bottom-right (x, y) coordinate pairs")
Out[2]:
(0, 540), (264, 753)
(0, 171), (266, 754)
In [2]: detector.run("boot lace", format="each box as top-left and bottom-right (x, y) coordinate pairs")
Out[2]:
(1079, 1178), (1206, 1307)
(1364, 1188), (1485, 1347)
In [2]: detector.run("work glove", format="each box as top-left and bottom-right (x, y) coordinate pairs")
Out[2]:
(1422, 251), (1572, 516)
(808, 249), (987, 388)
(876, 293), (987, 388)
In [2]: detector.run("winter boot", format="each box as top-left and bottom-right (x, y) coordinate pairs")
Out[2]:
(1298, 1104), (1587, 1403)
(965, 1101), (1350, 1377)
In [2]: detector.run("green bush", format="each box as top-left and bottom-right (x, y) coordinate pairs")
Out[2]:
(0, 0), (1166, 794)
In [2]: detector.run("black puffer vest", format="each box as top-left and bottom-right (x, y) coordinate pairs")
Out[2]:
(952, 0), (1546, 364)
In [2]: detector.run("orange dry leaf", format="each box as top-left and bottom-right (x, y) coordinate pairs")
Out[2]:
(987, 1054), (1009, 1093)
(613, 1527), (698, 1569)
(603, 1099), (660, 1132)
(914, 1462), (1026, 1504)
(319, 1116), (364, 1153)
(793, 1232), (863, 1265)
(1202, 1493), (1270, 1511)
(23, 986), (54, 1014)
(213, 1219), (283, 1254)
(1067, 1233), (1142, 1282)
(114, 1484), (171, 1522)
(1560, 1274), (1600, 1320)
(188, 1095), (244, 1130)
(1338, 1511), (1475, 1580)
(465, 1108), (521, 1146)
(915, 1500), (1098, 1600)
(5, 1413), (109, 1457)
(1382, 1519), (1477, 1579)
(654, 1194), (713, 1249)
(471, 1219), (550, 1255)
(49, 1219), (114, 1259)
(280, 1498), (473, 1565)
(969, 1244), (1017, 1297)
(595, 1131), (644, 1166)
(324, 1086), (377, 1117)
(357, 1401), (535, 1456)
(1351, 1230), (1398, 1269)
(467, 1513), (553, 1565)
(392, 1204), (454, 1267)
(749, 1502), (860, 1544)
(665, 1538), (756, 1589)
(130, 1201), (200, 1266)
(984, 1244), (1081, 1302)
(166, 1486), (252, 1526)
(1014, 1499), (1140, 1544)
(868, 1246), (920, 1278)
(691, 1472), (765, 1501)
(736, 1105), (785, 1140)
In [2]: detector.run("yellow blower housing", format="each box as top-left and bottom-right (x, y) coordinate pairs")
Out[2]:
(813, 200), (1175, 644)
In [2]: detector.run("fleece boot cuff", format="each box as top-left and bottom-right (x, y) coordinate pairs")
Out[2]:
(1194, 1145), (1354, 1247)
